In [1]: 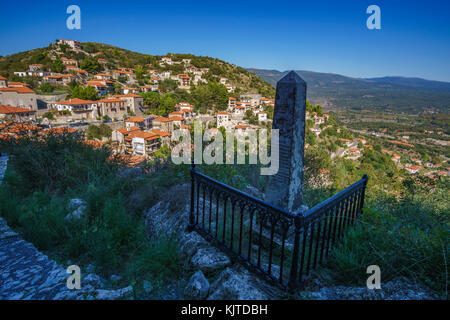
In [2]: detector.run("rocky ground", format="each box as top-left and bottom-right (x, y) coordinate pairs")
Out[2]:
(0, 158), (441, 300)
(145, 183), (442, 300)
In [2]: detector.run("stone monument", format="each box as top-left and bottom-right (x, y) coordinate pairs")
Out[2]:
(264, 71), (307, 213)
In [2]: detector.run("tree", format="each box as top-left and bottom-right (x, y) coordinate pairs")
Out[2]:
(39, 82), (54, 93)
(158, 94), (177, 115)
(159, 79), (178, 93)
(80, 58), (101, 73)
(191, 82), (228, 111)
(86, 124), (112, 140)
(42, 112), (55, 120)
(71, 85), (99, 101)
(51, 59), (64, 73)
(140, 92), (160, 111)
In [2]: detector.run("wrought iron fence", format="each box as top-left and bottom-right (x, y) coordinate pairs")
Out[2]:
(189, 163), (368, 291)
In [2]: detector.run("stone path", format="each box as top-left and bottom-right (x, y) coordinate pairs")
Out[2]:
(0, 154), (85, 299)
(0, 155), (84, 300)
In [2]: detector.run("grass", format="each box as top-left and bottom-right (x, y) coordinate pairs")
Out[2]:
(321, 194), (449, 296)
(0, 133), (186, 298)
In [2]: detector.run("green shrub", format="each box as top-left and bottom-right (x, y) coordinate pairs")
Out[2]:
(323, 195), (449, 295)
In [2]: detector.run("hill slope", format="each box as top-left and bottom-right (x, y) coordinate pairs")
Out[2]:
(248, 68), (450, 114)
(0, 42), (275, 98)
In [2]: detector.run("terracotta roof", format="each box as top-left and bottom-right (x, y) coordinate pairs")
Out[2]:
(405, 165), (422, 171)
(0, 75), (7, 80)
(0, 121), (13, 130)
(0, 105), (36, 114)
(153, 117), (171, 123)
(130, 131), (159, 141)
(168, 116), (184, 121)
(113, 93), (142, 98)
(3, 123), (41, 133)
(149, 130), (171, 137)
(0, 87), (35, 94)
(125, 116), (145, 123)
(109, 154), (146, 167)
(217, 112), (230, 115)
(98, 98), (124, 103)
(42, 127), (77, 134)
(56, 98), (96, 105)
(117, 126), (140, 135)
(84, 140), (104, 148)
(7, 82), (30, 87)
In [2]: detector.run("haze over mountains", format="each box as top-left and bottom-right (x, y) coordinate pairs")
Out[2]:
(248, 68), (450, 114)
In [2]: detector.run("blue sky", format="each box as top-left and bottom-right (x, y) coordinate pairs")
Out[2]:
(1, 0), (449, 81)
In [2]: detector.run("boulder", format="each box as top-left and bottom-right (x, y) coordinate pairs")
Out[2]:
(207, 267), (272, 300)
(184, 270), (210, 300)
(143, 280), (153, 294)
(66, 198), (87, 220)
(110, 275), (122, 283)
(95, 286), (134, 300)
(83, 274), (103, 288)
(301, 276), (439, 300)
(190, 247), (231, 272)
(67, 198), (86, 211)
(244, 185), (264, 200)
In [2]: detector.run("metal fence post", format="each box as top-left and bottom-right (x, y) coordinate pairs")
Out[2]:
(288, 214), (302, 291)
(188, 159), (196, 231)
(359, 174), (369, 216)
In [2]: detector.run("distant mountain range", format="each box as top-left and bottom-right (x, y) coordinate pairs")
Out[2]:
(247, 68), (450, 114)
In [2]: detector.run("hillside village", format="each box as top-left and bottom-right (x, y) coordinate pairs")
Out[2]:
(0, 40), (448, 179)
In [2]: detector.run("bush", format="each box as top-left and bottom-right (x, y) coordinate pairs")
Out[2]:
(322, 195), (449, 295)
(0, 134), (183, 292)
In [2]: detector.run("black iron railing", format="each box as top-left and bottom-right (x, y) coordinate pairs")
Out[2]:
(189, 164), (368, 291)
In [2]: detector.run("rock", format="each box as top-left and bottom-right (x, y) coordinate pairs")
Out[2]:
(68, 198), (87, 211)
(184, 270), (210, 300)
(207, 267), (271, 300)
(95, 286), (133, 300)
(65, 199), (87, 220)
(244, 185), (264, 200)
(143, 280), (153, 294)
(85, 264), (96, 274)
(301, 276), (439, 300)
(110, 275), (122, 282)
(83, 274), (103, 287)
(190, 247), (231, 272)
(179, 231), (209, 259)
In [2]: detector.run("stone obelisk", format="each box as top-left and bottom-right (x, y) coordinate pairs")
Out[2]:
(264, 71), (306, 213)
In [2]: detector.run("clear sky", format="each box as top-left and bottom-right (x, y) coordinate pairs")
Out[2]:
(1, 0), (449, 81)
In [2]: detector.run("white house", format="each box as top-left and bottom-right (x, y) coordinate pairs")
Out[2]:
(54, 98), (98, 120)
(216, 112), (231, 128)
(257, 111), (267, 122)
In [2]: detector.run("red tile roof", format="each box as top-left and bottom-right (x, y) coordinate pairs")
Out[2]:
(0, 87), (35, 94)
(125, 116), (145, 123)
(56, 98), (96, 105)
(0, 105), (36, 114)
